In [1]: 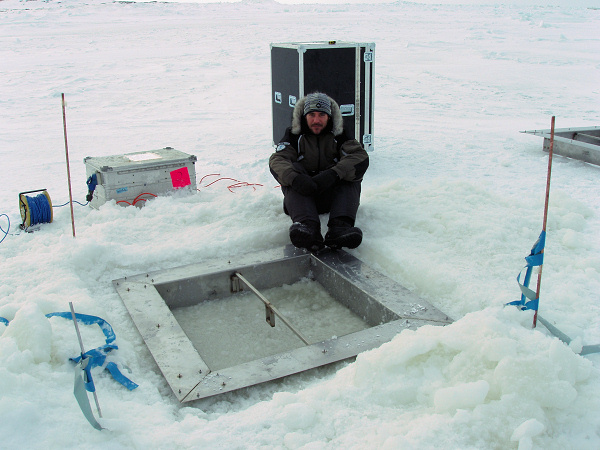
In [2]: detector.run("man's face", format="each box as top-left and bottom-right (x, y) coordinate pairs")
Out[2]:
(306, 111), (329, 135)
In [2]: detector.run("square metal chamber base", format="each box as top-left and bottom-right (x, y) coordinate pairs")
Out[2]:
(522, 126), (600, 166)
(113, 246), (452, 402)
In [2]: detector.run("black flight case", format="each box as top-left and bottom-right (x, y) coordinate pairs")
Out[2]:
(271, 41), (375, 151)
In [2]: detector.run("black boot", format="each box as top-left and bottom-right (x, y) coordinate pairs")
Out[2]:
(324, 217), (362, 249)
(289, 222), (324, 251)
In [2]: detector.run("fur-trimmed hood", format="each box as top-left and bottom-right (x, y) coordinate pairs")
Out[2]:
(291, 93), (344, 136)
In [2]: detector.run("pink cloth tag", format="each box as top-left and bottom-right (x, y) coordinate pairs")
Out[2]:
(170, 167), (191, 189)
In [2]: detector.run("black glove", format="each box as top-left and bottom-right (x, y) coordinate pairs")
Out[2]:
(291, 174), (318, 196)
(312, 169), (339, 192)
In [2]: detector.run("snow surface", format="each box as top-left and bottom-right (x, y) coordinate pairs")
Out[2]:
(1, 0), (599, 448)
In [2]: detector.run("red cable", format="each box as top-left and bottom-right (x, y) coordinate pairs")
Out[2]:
(227, 182), (264, 193)
(199, 173), (220, 184)
(132, 192), (157, 205)
(200, 173), (266, 193)
(227, 182), (250, 192)
(134, 192), (157, 201)
(204, 177), (241, 187)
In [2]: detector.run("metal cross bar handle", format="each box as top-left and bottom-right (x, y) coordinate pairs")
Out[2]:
(232, 272), (310, 345)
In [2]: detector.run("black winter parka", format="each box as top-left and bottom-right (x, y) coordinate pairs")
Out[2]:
(269, 93), (369, 187)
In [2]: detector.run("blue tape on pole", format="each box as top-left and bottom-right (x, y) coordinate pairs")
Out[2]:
(47, 312), (117, 345)
(46, 312), (138, 390)
(508, 231), (546, 311)
(532, 231), (546, 255)
(69, 347), (138, 391)
(106, 362), (139, 391)
(525, 253), (544, 267)
(1, 311), (138, 394)
(517, 267), (539, 303)
(523, 298), (539, 311)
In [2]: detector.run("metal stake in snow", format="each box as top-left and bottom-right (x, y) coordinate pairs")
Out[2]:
(69, 302), (104, 430)
(533, 116), (555, 328)
(62, 94), (76, 238)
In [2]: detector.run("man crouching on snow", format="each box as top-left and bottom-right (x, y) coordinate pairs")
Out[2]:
(269, 92), (369, 252)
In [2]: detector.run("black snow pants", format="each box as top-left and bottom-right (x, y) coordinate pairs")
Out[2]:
(281, 179), (361, 227)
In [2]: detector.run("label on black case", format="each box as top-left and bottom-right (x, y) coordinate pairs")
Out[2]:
(340, 104), (355, 116)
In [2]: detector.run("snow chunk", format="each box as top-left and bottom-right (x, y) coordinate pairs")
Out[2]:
(568, 336), (583, 355)
(434, 380), (490, 413)
(1, 303), (52, 364)
(280, 402), (318, 431)
(511, 418), (545, 450)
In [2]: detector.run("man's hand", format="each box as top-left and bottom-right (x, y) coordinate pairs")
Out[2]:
(312, 169), (339, 192)
(291, 174), (318, 196)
